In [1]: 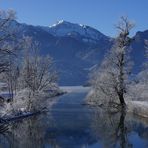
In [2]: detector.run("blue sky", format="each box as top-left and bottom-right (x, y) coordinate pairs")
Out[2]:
(0, 0), (148, 37)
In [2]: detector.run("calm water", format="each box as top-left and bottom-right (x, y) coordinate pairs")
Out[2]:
(0, 90), (148, 148)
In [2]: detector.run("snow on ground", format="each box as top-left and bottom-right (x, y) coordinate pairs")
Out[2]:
(125, 83), (148, 118)
(60, 86), (91, 93)
(127, 100), (148, 118)
(0, 87), (63, 117)
(127, 83), (148, 101)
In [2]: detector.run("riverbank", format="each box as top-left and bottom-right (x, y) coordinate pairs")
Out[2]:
(0, 86), (89, 126)
(0, 89), (147, 148)
(85, 100), (148, 118)
(86, 87), (148, 118)
(0, 86), (66, 120)
(127, 101), (148, 118)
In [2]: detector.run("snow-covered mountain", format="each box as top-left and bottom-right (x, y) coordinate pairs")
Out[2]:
(40, 20), (109, 44)
(12, 20), (112, 85)
(1, 20), (148, 85)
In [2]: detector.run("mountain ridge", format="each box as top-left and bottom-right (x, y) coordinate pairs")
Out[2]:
(38, 20), (111, 45)
(2, 19), (148, 85)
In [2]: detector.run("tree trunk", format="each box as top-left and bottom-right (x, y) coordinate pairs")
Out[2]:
(119, 93), (126, 109)
(118, 52), (126, 109)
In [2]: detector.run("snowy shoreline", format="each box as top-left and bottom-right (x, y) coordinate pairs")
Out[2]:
(1, 85), (148, 122)
(0, 86), (89, 123)
(86, 100), (148, 118)
(127, 101), (148, 118)
(0, 87), (65, 120)
(59, 86), (148, 119)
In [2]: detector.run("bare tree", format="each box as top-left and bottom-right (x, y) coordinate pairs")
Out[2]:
(91, 17), (134, 109)
(2, 56), (20, 100)
(20, 37), (58, 95)
(0, 10), (58, 113)
(0, 9), (24, 101)
(0, 9), (17, 73)
(136, 40), (148, 84)
(13, 37), (58, 111)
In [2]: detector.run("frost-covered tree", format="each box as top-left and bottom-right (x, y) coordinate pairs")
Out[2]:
(14, 37), (58, 111)
(90, 17), (134, 109)
(3, 37), (59, 112)
(20, 37), (58, 95)
(0, 9), (17, 73)
(2, 56), (20, 100)
(131, 40), (148, 101)
(0, 9), (24, 101)
(136, 40), (148, 83)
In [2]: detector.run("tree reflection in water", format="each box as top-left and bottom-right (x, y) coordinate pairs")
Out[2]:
(0, 108), (148, 148)
(0, 113), (54, 148)
(91, 109), (134, 148)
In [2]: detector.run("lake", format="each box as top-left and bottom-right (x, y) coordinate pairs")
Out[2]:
(0, 87), (148, 148)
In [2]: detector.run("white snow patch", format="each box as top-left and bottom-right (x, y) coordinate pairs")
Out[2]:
(127, 100), (148, 118)
(60, 86), (90, 93)
(46, 20), (107, 42)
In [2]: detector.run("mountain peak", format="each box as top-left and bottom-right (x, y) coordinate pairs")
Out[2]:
(46, 20), (108, 42)
(50, 20), (91, 29)
(49, 20), (71, 28)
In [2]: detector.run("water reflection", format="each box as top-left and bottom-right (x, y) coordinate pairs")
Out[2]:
(0, 92), (147, 148)
(91, 109), (133, 148)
